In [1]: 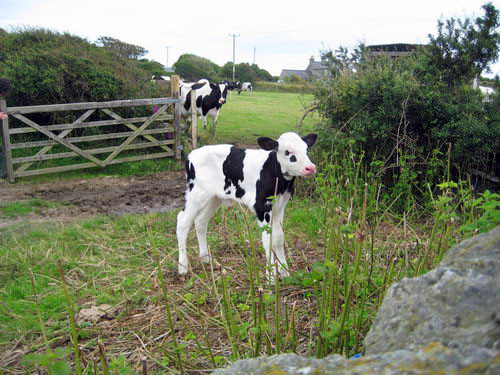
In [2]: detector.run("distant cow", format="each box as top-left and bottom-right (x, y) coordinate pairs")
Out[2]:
(176, 132), (318, 280)
(220, 80), (238, 91)
(241, 82), (253, 93)
(180, 80), (229, 127)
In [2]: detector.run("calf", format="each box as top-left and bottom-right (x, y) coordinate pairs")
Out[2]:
(176, 132), (318, 279)
(180, 80), (228, 127)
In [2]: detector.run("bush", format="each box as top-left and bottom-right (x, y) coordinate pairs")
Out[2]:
(312, 53), (499, 207)
(0, 27), (163, 108)
(254, 81), (314, 94)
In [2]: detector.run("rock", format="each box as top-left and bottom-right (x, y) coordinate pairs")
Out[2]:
(76, 304), (115, 324)
(364, 226), (500, 354)
(211, 227), (500, 375)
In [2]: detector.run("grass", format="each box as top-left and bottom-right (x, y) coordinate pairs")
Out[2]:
(1, 186), (478, 373)
(1, 90), (495, 374)
(0, 198), (60, 218)
(214, 91), (317, 144)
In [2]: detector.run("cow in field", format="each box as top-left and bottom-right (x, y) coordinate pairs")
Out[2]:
(220, 80), (237, 91)
(176, 132), (318, 280)
(180, 80), (228, 127)
(241, 82), (253, 93)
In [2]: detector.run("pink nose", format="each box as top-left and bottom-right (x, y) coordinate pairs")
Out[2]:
(304, 164), (316, 175)
(219, 98), (225, 104)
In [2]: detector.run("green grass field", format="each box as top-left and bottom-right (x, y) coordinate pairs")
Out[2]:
(214, 91), (317, 144)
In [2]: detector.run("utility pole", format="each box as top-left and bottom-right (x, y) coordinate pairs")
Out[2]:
(229, 33), (240, 81)
(166, 46), (171, 68)
(253, 47), (256, 65)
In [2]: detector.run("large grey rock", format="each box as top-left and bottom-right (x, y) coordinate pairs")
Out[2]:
(211, 227), (500, 375)
(364, 226), (500, 354)
(212, 345), (499, 375)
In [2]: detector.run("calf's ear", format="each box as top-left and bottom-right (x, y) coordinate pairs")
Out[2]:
(257, 137), (279, 151)
(302, 134), (318, 148)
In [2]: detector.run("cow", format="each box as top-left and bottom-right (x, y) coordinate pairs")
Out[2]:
(180, 80), (228, 127)
(220, 80), (237, 91)
(241, 82), (253, 93)
(176, 132), (318, 280)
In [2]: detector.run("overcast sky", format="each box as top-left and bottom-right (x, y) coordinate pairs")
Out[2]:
(2, 0), (499, 78)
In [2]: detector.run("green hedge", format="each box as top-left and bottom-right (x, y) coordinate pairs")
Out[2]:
(254, 81), (314, 94)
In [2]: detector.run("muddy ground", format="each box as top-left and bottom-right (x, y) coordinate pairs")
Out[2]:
(0, 171), (187, 228)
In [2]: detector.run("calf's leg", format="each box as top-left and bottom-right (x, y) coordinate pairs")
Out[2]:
(195, 197), (221, 263)
(177, 192), (212, 274)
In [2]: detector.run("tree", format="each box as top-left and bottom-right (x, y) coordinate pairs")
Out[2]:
(138, 59), (170, 77)
(320, 43), (366, 76)
(96, 36), (148, 60)
(426, 2), (499, 85)
(173, 54), (219, 82)
(0, 27), (161, 107)
(311, 4), (500, 204)
(221, 62), (274, 82)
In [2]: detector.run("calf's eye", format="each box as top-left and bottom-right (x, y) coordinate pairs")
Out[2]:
(284, 150), (290, 156)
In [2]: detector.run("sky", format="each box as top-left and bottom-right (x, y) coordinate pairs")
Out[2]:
(1, 0), (499, 78)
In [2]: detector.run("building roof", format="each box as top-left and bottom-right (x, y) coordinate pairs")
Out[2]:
(280, 57), (328, 81)
(366, 43), (424, 58)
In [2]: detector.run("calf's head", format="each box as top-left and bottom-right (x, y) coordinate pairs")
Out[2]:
(257, 132), (318, 177)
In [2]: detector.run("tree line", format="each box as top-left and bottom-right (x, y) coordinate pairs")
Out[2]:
(172, 54), (275, 83)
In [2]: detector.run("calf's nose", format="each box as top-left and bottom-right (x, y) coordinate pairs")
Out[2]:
(304, 164), (316, 175)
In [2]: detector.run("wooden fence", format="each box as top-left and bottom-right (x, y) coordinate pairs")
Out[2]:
(0, 76), (197, 183)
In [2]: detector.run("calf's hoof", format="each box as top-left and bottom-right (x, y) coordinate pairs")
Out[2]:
(199, 254), (212, 264)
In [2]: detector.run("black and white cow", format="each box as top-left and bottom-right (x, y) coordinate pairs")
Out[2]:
(176, 132), (318, 279)
(241, 82), (253, 93)
(180, 80), (228, 127)
(220, 80), (237, 91)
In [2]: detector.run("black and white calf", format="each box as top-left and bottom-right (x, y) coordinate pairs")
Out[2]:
(180, 80), (228, 127)
(176, 132), (318, 279)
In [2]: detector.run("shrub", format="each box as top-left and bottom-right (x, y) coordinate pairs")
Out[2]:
(311, 4), (500, 208)
(254, 81), (314, 94)
(0, 27), (163, 108)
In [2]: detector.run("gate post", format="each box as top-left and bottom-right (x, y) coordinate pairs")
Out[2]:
(0, 99), (14, 182)
(170, 75), (182, 161)
(191, 89), (197, 149)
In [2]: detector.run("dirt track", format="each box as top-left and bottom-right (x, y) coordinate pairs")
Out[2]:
(0, 171), (187, 227)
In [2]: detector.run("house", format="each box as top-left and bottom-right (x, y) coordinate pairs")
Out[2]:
(280, 56), (329, 82)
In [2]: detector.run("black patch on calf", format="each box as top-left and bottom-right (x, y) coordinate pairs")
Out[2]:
(185, 158), (196, 192)
(222, 147), (246, 198)
(254, 152), (295, 222)
(290, 155), (297, 162)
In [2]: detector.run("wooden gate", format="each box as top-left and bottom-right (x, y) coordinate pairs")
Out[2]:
(1, 80), (184, 183)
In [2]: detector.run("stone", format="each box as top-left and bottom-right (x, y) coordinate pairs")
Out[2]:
(364, 226), (500, 354)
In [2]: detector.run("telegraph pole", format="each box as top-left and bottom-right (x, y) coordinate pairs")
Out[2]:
(229, 33), (240, 81)
(253, 47), (256, 65)
(166, 46), (171, 68)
